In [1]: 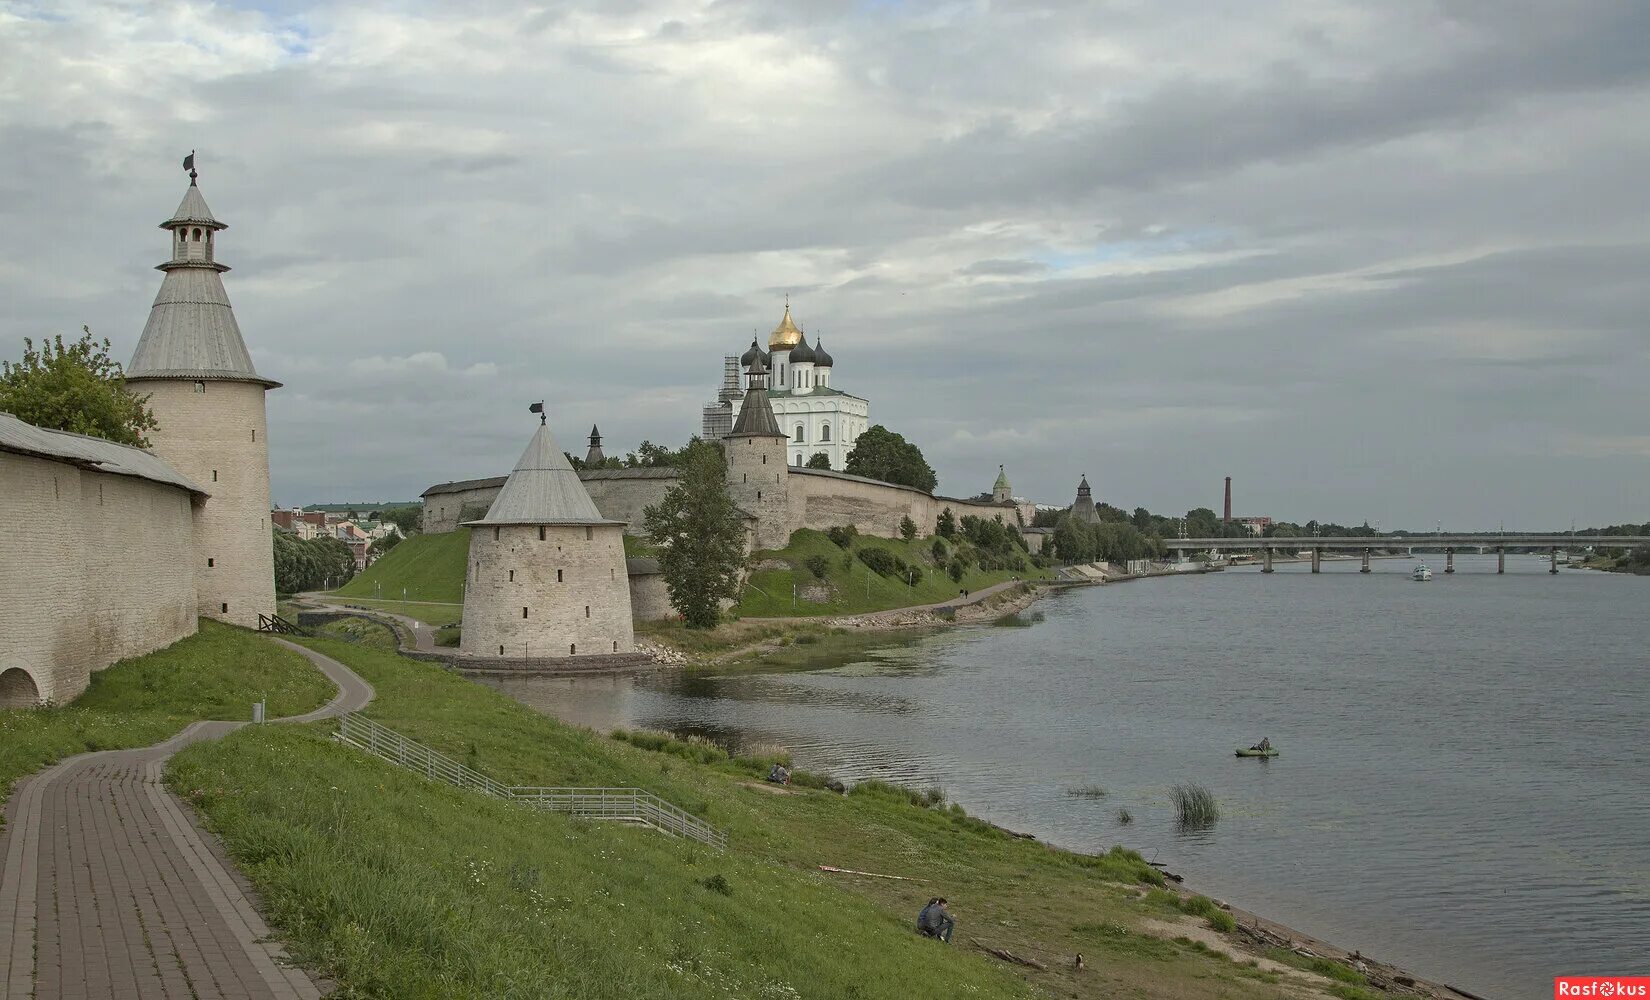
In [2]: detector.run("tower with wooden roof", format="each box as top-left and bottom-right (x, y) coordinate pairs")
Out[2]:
(724, 352), (793, 549)
(125, 162), (278, 627)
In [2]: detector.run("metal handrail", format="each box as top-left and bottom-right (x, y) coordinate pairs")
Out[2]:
(332, 714), (726, 849)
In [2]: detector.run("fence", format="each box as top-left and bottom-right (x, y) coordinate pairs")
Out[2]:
(332, 713), (727, 850)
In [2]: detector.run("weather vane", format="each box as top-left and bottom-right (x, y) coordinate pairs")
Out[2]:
(528, 400), (546, 425)
(182, 150), (198, 185)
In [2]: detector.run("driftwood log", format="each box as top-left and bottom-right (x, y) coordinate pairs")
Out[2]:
(969, 938), (1048, 971)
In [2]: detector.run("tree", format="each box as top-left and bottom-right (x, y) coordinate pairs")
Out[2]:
(625, 439), (695, 468)
(378, 505), (422, 536)
(805, 451), (832, 470)
(642, 441), (746, 628)
(900, 515), (918, 541)
(936, 507), (957, 538)
(0, 328), (157, 446)
(272, 530), (358, 594)
(369, 532), (401, 556)
(843, 425), (937, 492)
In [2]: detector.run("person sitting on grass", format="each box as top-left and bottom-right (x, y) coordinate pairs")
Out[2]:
(767, 763), (791, 785)
(917, 897), (955, 943)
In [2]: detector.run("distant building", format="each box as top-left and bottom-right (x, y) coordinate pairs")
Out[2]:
(1071, 474), (1098, 524)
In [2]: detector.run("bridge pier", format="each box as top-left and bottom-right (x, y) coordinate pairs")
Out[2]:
(1311, 548), (1321, 573)
(1361, 549), (1371, 573)
(1497, 547), (1505, 574)
(1550, 547), (1559, 574)
(1263, 547), (1273, 573)
(1445, 548), (1455, 574)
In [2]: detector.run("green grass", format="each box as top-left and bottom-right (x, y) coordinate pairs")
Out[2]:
(334, 529), (471, 603)
(163, 639), (1353, 1000)
(313, 617), (400, 651)
(735, 528), (1051, 618)
(1263, 947), (1370, 985)
(0, 619), (333, 818)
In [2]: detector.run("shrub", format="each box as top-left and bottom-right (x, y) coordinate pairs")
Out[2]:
(948, 558), (965, 582)
(826, 525), (859, 549)
(855, 547), (898, 576)
(803, 554), (830, 579)
(1171, 782), (1219, 828)
(929, 537), (948, 562)
(701, 873), (733, 896)
(900, 515), (917, 540)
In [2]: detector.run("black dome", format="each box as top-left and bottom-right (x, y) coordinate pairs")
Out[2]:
(812, 337), (833, 367)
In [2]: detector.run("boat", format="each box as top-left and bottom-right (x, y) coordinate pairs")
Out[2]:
(1411, 563), (1433, 581)
(1235, 747), (1279, 758)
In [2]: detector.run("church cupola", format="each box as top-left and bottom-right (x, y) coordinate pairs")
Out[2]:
(810, 337), (832, 388)
(767, 296), (802, 389)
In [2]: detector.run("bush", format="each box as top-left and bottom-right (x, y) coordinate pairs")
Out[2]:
(803, 554), (830, 579)
(701, 873), (733, 896)
(826, 525), (859, 549)
(948, 558), (965, 583)
(900, 515), (917, 540)
(1171, 782), (1219, 828)
(855, 547), (898, 576)
(929, 537), (948, 562)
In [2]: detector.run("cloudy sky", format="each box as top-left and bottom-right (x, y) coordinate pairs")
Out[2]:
(3, 0), (1647, 529)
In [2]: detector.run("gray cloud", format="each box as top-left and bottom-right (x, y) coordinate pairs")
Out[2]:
(0, 0), (1645, 528)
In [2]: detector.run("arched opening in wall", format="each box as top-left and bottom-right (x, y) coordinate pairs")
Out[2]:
(192, 228), (202, 241)
(0, 667), (41, 708)
(794, 424), (805, 443)
(821, 424), (831, 442)
(793, 454), (801, 466)
(570, 644), (577, 655)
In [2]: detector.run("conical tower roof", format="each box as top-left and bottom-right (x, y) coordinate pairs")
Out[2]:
(730, 353), (784, 438)
(128, 180), (278, 388)
(468, 421), (621, 526)
(994, 465), (1011, 491)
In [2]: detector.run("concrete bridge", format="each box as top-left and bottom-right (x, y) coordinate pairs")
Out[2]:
(1161, 535), (1650, 574)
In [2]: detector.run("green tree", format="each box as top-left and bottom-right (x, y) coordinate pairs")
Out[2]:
(642, 441), (745, 628)
(625, 439), (696, 468)
(805, 452), (832, 470)
(0, 328), (157, 446)
(843, 425), (937, 492)
(899, 515), (918, 540)
(936, 507), (957, 538)
(378, 505), (422, 536)
(369, 532), (401, 557)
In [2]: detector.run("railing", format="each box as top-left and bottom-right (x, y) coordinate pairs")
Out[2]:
(257, 612), (309, 635)
(333, 714), (727, 850)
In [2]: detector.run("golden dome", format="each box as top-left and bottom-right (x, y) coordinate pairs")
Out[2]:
(768, 301), (803, 350)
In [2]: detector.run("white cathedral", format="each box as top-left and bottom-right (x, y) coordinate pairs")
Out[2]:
(700, 301), (870, 470)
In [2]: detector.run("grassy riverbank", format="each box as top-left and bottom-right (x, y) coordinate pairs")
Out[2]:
(335, 528), (470, 602)
(167, 638), (1385, 999)
(0, 620), (333, 820)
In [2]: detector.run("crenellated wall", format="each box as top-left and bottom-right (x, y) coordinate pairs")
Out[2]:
(0, 451), (198, 706)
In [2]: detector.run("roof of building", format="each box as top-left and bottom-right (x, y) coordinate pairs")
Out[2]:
(0, 411), (207, 497)
(464, 422), (623, 527)
(728, 381), (784, 438)
(787, 335), (815, 364)
(740, 337), (769, 368)
(994, 465), (1011, 491)
(422, 475), (508, 497)
(128, 182), (279, 388)
(768, 301), (804, 350)
(766, 386), (862, 400)
(164, 183), (225, 229)
(813, 337), (833, 367)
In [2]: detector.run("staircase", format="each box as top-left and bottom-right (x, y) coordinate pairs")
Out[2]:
(256, 612), (309, 635)
(332, 713), (727, 850)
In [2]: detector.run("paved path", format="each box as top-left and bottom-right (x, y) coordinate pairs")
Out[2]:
(0, 640), (373, 999)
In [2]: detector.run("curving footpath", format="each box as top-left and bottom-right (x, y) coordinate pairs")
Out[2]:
(0, 640), (373, 999)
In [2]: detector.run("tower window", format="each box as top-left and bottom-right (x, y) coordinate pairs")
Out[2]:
(742, 473), (747, 484)
(538, 526), (546, 541)
(221, 602), (228, 613)
(761, 454), (766, 465)
(557, 569), (563, 582)
(585, 605), (590, 618)
(522, 607), (529, 618)
(795, 424), (804, 442)
(494, 527), (500, 540)
(613, 641), (618, 652)
(500, 645), (505, 656)
(251, 429), (256, 442)
(192, 228), (201, 241)
(570, 644), (576, 655)
(508, 569), (514, 582)
(207, 558), (214, 568)
(757, 490), (762, 501)
(212, 470), (218, 482)
(585, 526), (593, 540)
(193, 381), (205, 393)
(821, 423), (831, 442)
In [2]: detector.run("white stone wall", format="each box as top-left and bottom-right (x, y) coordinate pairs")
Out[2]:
(0, 452), (197, 705)
(581, 476), (678, 532)
(422, 483), (505, 534)
(460, 524), (635, 658)
(132, 378), (275, 626)
(628, 571), (674, 622)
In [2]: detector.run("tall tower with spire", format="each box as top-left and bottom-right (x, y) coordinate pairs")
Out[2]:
(126, 162), (278, 628)
(585, 425), (605, 465)
(993, 465), (1013, 504)
(725, 352), (792, 549)
(1071, 474), (1098, 524)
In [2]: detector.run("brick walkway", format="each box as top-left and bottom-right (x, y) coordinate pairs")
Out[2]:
(0, 640), (373, 999)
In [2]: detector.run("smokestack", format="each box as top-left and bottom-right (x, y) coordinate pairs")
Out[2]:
(1223, 477), (1232, 523)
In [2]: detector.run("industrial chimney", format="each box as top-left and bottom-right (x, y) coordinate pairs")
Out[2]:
(1223, 477), (1232, 523)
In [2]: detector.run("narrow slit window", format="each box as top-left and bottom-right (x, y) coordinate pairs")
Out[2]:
(584, 605), (590, 618)
(494, 527), (500, 540)
(570, 643), (576, 655)
(508, 569), (514, 582)
(538, 526), (546, 541)
(212, 470), (218, 482)
(207, 558), (214, 568)
(499, 645), (505, 656)
(221, 602), (228, 613)
(522, 607), (529, 618)
(557, 569), (563, 582)
(585, 526), (593, 540)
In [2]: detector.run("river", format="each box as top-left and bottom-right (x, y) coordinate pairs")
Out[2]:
(483, 555), (1649, 998)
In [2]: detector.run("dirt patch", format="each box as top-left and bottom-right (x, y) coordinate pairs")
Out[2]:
(740, 781), (798, 795)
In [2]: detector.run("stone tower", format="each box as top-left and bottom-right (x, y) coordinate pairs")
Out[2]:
(126, 167), (278, 628)
(725, 353), (792, 550)
(585, 425), (605, 465)
(993, 465), (1012, 504)
(460, 412), (634, 660)
(1072, 474), (1098, 524)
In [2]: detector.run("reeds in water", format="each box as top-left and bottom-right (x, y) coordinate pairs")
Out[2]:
(1064, 784), (1107, 798)
(1171, 782), (1219, 829)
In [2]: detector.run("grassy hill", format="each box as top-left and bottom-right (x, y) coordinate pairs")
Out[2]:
(335, 529), (470, 603)
(736, 528), (1053, 618)
(164, 639), (1370, 1000)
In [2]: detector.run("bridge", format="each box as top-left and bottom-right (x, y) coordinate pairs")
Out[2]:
(1160, 535), (1650, 574)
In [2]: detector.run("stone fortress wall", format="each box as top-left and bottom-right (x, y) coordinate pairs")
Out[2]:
(0, 449), (198, 707)
(422, 463), (1033, 549)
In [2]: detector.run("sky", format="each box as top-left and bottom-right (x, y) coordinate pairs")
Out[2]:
(2, 0), (1647, 530)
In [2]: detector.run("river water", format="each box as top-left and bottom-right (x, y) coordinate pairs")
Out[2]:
(485, 556), (1648, 998)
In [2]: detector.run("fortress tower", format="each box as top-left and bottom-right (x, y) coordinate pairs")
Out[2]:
(993, 465), (1012, 504)
(725, 353), (792, 549)
(1071, 474), (1098, 524)
(125, 165), (278, 627)
(460, 411), (634, 660)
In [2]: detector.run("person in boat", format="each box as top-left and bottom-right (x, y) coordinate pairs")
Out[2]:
(1250, 736), (1273, 752)
(766, 763), (791, 785)
(917, 897), (955, 943)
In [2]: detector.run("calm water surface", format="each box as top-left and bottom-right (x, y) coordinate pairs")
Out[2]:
(486, 557), (1649, 998)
